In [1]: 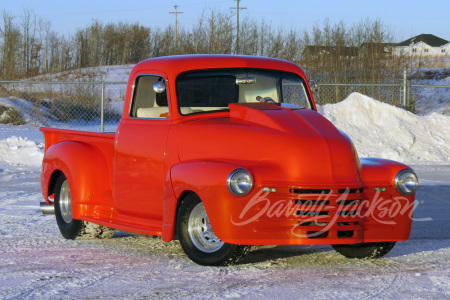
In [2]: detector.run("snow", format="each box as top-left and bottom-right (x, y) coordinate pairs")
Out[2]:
(0, 165), (449, 298)
(0, 91), (449, 298)
(30, 64), (133, 83)
(410, 68), (450, 116)
(0, 137), (43, 167)
(318, 93), (450, 164)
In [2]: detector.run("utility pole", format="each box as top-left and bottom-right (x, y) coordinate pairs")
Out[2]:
(230, 0), (247, 54)
(169, 5), (183, 52)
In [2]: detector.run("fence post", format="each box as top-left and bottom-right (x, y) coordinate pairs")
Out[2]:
(100, 81), (105, 132)
(402, 67), (407, 109)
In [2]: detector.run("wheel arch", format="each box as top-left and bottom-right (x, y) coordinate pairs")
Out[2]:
(48, 169), (65, 199)
(41, 141), (112, 219)
(161, 161), (243, 242)
(172, 190), (194, 238)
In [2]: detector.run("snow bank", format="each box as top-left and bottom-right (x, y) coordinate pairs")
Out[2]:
(0, 137), (44, 167)
(318, 93), (450, 164)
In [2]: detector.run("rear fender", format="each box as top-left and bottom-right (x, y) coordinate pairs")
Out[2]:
(41, 141), (111, 219)
(162, 161), (243, 242)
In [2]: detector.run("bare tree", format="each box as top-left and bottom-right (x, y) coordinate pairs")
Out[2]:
(0, 11), (21, 79)
(1, 6), (427, 89)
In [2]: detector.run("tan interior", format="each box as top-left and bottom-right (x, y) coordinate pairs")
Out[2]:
(137, 107), (193, 118)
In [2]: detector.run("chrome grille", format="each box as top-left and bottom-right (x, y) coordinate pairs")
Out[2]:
(292, 187), (364, 239)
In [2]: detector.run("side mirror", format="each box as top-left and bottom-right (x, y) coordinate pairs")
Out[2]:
(153, 80), (166, 94)
(309, 80), (319, 93)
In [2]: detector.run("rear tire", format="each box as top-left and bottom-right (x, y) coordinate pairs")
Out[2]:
(332, 242), (396, 259)
(176, 193), (251, 266)
(54, 174), (115, 240)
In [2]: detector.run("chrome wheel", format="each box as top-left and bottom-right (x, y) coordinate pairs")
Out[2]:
(188, 202), (224, 253)
(59, 180), (72, 223)
(54, 174), (114, 240)
(177, 193), (251, 265)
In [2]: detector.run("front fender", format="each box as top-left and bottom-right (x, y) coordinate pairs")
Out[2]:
(360, 158), (416, 241)
(41, 141), (111, 219)
(162, 161), (244, 242)
(360, 157), (413, 186)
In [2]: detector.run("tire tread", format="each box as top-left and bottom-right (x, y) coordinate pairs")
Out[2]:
(332, 242), (396, 259)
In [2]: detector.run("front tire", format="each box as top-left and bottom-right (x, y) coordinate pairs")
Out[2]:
(54, 174), (115, 240)
(332, 242), (396, 259)
(176, 193), (251, 266)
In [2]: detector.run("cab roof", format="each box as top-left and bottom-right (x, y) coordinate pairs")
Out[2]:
(130, 55), (305, 79)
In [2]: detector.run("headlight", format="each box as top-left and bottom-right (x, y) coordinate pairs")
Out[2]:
(395, 169), (418, 196)
(227, 168), (253, 196)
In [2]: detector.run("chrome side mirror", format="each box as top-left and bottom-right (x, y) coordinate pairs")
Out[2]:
(309, 80), (319, 93)
(153, 80), (166, 93)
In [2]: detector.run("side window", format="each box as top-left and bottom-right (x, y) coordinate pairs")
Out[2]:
(130, 75), (168, 119)
(280, 78), (310, 108)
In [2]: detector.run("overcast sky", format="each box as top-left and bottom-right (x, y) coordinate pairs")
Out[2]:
(2, 0), (449, 42)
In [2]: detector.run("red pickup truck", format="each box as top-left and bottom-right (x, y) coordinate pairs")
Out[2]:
(40, 55), (418, 266)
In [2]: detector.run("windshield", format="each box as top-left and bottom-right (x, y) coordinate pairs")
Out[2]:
(176, 69), (312, 115)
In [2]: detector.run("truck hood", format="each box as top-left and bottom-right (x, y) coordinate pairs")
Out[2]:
(177, 103), (362, 186)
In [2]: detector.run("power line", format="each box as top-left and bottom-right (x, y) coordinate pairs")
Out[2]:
(230, 0), (247, 54)
(169, 5), (184, 51)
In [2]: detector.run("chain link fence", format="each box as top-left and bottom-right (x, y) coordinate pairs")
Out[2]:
(313, 83), (402, 106)
(0, 80), (127, 142)
(0, 79), (448, 143)
(313, 83), (449, 114)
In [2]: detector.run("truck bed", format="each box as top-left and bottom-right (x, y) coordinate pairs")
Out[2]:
(40, 127), (116, 173)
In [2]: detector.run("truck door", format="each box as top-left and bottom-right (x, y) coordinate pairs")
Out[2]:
(113, 74), (170, 220)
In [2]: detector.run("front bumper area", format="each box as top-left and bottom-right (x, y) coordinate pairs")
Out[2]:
(218, 184), (415, 245)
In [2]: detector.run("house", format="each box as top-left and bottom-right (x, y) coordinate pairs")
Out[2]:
(358, 43), (397, 57)
(392, 34), (449, 57)
(301, 34), (449, 60)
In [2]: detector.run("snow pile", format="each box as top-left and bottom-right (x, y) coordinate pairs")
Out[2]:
(0, 137), (44, 167)
(318, 93), (450, 164)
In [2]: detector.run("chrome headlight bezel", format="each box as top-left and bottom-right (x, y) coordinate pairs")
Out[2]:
(395, 169), (418, 196)
(227, 168), (253, 197)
